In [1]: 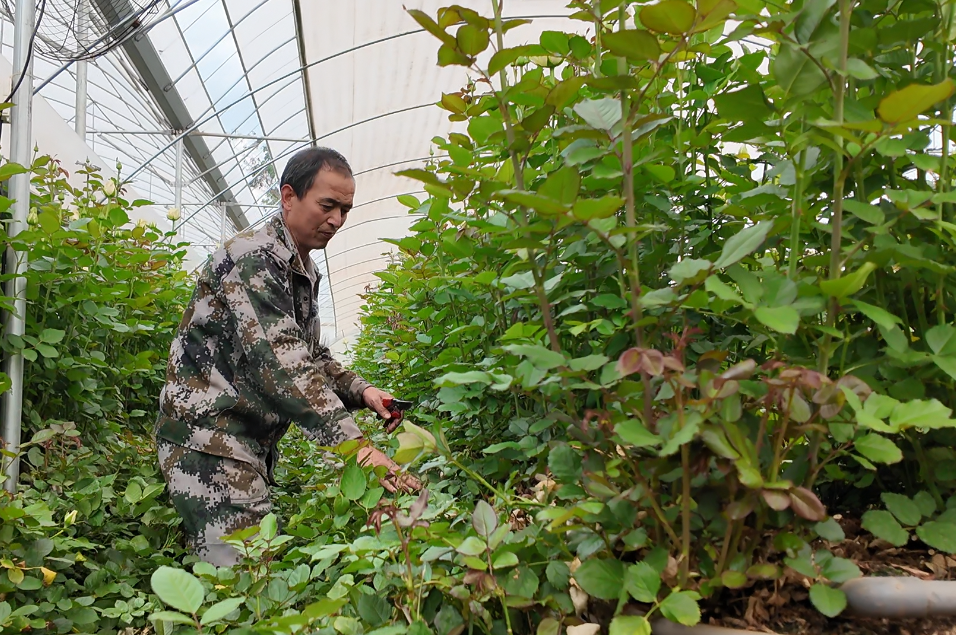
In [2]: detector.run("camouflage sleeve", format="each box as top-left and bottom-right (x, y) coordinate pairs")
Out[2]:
(219, 250), (363, 445)
(312, 342), (371, 411)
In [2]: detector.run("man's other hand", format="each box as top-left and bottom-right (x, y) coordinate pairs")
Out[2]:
(357, 446), (422, 494)
(362, 386), (402, 433)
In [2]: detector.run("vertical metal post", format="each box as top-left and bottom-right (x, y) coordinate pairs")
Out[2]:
(173, 135), (183, 236)
(219, 201), (227, 247)
(2, 0), (36, 493)
(74, 0), (88, 139)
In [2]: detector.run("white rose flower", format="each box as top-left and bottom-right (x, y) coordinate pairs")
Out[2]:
(136, 218), (148, 229)
(102, 179), (116, 196)
(166, 207), (181, 221)
(27, 208), (37, 224)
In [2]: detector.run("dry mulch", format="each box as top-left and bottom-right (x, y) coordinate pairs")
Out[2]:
(700, 515), (956, 634)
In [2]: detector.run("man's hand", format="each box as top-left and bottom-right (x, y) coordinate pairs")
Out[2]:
(356, 446), (422, 494)
(362, 386), (402, 433)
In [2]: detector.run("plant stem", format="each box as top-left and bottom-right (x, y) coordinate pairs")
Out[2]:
(617, 5), (654, 426)
(491, 0), (525, 197)
(821, 0), (854, 373)
(675, 387), (691, 586)
(909, 432), (944, 508)
(787, 119), (806, 280)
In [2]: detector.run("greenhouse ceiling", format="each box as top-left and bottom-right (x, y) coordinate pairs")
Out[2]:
(0, 0), (584, 353)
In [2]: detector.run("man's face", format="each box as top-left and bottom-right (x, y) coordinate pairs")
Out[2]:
(281, 167), (355, 252)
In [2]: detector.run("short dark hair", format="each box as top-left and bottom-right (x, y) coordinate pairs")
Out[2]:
(280, 147), (353, 199)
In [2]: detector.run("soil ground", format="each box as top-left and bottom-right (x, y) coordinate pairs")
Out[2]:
(701, 515), (956, 634)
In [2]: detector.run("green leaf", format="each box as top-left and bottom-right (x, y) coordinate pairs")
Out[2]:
(539, 167), (580, 206)
(150, 566), (204, 614)
(658, 590), (701, 626)
(340, 465), (367, 502)
(713, 85), (772, 122)
(572, 195), (624, 220)
(625, 562), (661, 603)
(714, 220), (772, 268)
(468, 116), (503, 145)
(502, 344), (565, 369)
(435, 605), (464, 635)
(357, 592), (392, 627)
(397, 194), (420, 209)
(843, 199), (884, 224)
(456, 536), (486, 556)
(814, 518), (846, 542)
(855, 434), (902, 464)
(719, 570), (747, 589)
(861, 510), (908, 546)
(149, 611), (197, 625)
(614, 419), (662, 448)
(540, 30), (570, 55)
(574, 558), (625, 600)
(200, 597), (244, 625)
(394, 432), (424, 464)
(916, 521), (956, 554)
(547, 77), (587, 108)
(456, 24), (489, 56)
(569, 354), (610, 372)
(927, 324), (956, 356)
(493, 551), (519, 568)
(407, 9), (456, 47)
(38, 328), (65, 344)
(809, 584), (847, 618)
(546, 561), (571, 589)
(772, 42), (827, 100)
(0, 162), (28, 181)
(844, 58), (878, 80)
(754, 306), (800, 334)
(890, 399), (955, 430)
(640, 0), (696, 34)
(819, 262), (877, 299)
(435, 371), (492, 386)
(850, 300), (900, 329)
(877, 79), (955, 124)
(497, 189), (567, 214)
(609, 615), (651, 635)
(669, 258), (711, 284)
(603, 30), (660, 62)
(573, 98), (622, 130)
(472, 500), (498, 537)
(881, 493), (922, 526)
(548, 443), (582, 482)
(821, 557), (861, 583)
(125, 481), (142, 504)
(913, 490), (938, 517)
(35, 344), (59, 358)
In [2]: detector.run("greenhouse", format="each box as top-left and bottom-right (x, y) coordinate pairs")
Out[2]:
(0, 0), (955, 633)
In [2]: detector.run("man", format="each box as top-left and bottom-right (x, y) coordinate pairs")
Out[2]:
(155, 147), (418, 567)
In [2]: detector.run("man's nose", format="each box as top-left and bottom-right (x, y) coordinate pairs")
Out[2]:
(327, 210), (344, 229)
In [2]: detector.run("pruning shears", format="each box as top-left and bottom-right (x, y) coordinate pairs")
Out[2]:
(381, 398), (413, 433)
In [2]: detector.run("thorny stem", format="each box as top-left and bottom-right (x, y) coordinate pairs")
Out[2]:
(909, 432), (945, 508)
(820, 0), (854, 373)
(491, 0), (525, 196)
(630, 459), (682, 546)
(674, 383), (691, 586)
(617, 5), (654, 427)
(787, 119), (806, 280)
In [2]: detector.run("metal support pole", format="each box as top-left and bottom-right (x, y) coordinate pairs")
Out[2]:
(219, 202), (227, 247)
(74, 0), (88, 139)
(173, 134), (183, 236)
(2, 0), (36, 494)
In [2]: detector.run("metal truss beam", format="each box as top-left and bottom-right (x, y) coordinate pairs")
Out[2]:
(93, 0), (249, 230)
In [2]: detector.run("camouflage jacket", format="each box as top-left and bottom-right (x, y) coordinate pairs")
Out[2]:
(155, 213), (369, 482)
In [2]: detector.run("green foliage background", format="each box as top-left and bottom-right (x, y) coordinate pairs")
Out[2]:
(3, 0), (956, 633)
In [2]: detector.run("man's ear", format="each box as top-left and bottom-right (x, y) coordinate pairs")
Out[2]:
(279, 184), (296, 210)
